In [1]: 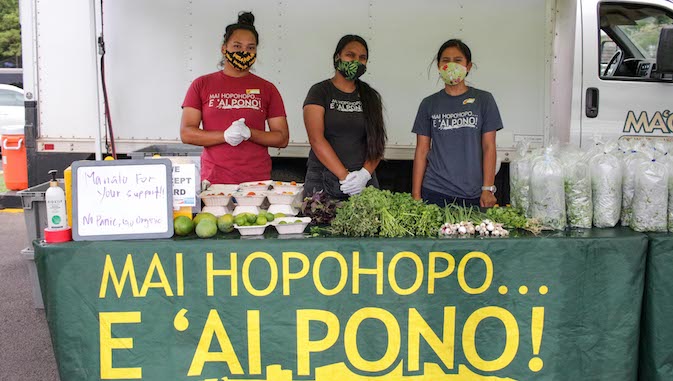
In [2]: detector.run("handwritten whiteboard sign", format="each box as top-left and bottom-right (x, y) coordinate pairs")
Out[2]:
(71, 159), (173, 241)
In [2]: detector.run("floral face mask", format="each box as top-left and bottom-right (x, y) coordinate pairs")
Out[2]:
(439, 62), (468, 85)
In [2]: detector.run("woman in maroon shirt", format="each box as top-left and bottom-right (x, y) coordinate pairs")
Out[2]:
(180, 12), (289, 185)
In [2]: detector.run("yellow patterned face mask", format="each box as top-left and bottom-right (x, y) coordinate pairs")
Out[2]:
(224, 50), (257, 71)
(439, 62), (468, 85)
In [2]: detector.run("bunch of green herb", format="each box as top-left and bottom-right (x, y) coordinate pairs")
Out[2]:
(329, 188), (386, 237)
(415, 204), (444, 237)
(486, 205), (543, 235)
(329, 187), (444, 237)
(486, 206), (528, 228)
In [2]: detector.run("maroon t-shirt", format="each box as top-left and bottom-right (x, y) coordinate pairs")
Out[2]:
(182, 71), (286, 184)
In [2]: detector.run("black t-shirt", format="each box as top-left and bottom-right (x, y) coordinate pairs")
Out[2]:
(303, 80), (367, 170)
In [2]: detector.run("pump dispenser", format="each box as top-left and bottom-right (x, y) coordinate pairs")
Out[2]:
(46, 170), (67, 230)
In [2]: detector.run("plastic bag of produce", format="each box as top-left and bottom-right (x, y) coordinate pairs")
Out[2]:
(510, 141), (531, 211)
(582, 136), (606, 162)
(631, 157), (668, 232)
(669, 163), (673, 232)
(651, 143), (673, 232)
(621, 149), (648, 226)
(591, 145), (623, 228)
(560, 148), (592, 228)
(529, 147), (566, 230)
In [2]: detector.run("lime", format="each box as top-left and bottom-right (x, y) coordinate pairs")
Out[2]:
(173, 216), (194, 236)
(274, 212), (285, 218)
(193, 212), (217, 225)
(195, 219), (217, 238)
(246, 213), (258, 224)
(234, 214), (247, 226)
(217, 214), (235, 233)
(256, 215), (268, 225)
(265, 212), (275, 222)
(294, 219), (303, 224)
(279, 221), (287, 225)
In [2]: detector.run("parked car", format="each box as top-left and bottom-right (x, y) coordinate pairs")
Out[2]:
(0, 84), (24, 157)
(0, 84), (24, 129)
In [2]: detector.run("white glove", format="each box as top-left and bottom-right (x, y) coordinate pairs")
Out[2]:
(224, 118), (251, 146)
(339, 168), (371, 195)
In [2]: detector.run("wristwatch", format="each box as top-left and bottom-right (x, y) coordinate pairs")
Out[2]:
(482, 185), (497, 193)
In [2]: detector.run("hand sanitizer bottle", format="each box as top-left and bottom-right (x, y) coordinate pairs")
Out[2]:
(46, 170), (67, 230)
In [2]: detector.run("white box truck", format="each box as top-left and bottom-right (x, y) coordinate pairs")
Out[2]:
(17, 0), (673, 197)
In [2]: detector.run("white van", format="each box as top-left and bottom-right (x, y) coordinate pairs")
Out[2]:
(17, 0), (673, 189)
(575, 0), (673, 145)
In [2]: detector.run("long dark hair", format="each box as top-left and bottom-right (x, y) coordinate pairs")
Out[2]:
(333, 35), (387, 162)
(224, 11), (259, 45)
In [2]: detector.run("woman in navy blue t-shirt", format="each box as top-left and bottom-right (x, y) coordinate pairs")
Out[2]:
(412, 39), (504, 208)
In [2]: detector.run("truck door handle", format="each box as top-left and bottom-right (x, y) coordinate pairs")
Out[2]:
(586, 88), (599, 118)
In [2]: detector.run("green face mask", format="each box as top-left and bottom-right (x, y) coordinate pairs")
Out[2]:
(335, 59), (367, 81)
(439, 62), (468, 85)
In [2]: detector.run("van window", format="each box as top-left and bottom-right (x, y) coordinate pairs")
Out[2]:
(599, 3), (673, 79)
(0, 89), (23, 107)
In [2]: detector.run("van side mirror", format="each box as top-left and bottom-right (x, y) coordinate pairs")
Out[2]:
(601, 40), (618, 64)
(654, 26), (673, 80)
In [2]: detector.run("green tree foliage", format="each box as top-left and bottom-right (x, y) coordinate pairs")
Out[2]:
(0, 0), (21, 65)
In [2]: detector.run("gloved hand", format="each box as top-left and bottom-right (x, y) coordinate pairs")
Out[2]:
(224, 118), (251, 146)
(339, 168), (371, 195)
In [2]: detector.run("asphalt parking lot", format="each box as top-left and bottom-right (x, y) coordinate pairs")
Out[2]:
(0, 210), (59, 380)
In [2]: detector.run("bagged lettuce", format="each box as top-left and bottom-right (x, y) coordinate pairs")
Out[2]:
(560, 148), (592, 229)
(529, 147), (566, 230)
(510, 142), (532, 212)
(631, 156), (668, 232)
(621, 148), (648, 226)
(651, 142), (673, 232)
(582, 136), (606, 162)
(591, 144), (623, 228)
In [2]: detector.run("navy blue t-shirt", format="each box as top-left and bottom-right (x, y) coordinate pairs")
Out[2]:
(412, 87), (503, 199)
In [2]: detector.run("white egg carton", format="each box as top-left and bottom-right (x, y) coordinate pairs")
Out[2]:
(239, 180), (273, 187)
(200, 191), (233, 207)
(239, 180), (272, 193)
(265, 190), (300, 205)
(271, 181), (304, 194)
(272, 217), (311, 234)
(201, 206), (231, 217)
(206, 184), (239, 193)
(233, 205), (261, 216)
(267, 204), (298, 217)
(234, 223), (270, 236)
(232, 191), (267, 206)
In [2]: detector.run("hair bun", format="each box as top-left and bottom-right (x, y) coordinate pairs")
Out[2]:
(237, 12), (255, 26)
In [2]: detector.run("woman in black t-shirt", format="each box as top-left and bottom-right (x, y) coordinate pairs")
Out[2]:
(303, 35), (387, 199)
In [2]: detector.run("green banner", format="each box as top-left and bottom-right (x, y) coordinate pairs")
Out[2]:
(35, 228), (647, 381)
(639, 233), (673, 381)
